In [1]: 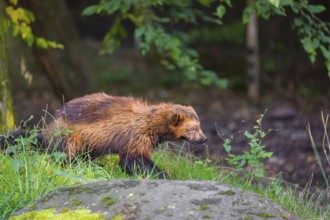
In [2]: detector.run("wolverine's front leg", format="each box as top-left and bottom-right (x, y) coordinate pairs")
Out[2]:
(119, 154), (169, 179)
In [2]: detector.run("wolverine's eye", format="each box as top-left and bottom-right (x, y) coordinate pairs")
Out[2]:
(188, 127), (197, 132)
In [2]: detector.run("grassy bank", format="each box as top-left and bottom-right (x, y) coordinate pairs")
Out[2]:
(1, 112), (330, 219)
(0, 145), (329, 220)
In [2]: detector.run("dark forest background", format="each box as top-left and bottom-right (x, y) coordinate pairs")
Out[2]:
(3, 0), (330, 187)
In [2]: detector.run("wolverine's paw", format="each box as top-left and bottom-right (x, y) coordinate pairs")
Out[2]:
(119, 154), (170, 179)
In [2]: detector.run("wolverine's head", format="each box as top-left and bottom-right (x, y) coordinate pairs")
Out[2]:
(168, 105), (207, 145)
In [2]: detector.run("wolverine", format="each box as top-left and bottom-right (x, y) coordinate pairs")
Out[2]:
(1, 93), (207, 178)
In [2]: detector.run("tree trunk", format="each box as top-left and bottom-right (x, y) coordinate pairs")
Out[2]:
(0, 0), (15, 131)
(246, 0), (260, 103)
(24, 0), (93, 100)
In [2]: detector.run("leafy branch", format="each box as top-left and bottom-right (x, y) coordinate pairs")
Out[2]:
(292, 2), (330, 75)
(83, 0), (330, 86)
(243, 0), (330, 76)
(83, 0), (229, 88)
(5, 0), (63, 49)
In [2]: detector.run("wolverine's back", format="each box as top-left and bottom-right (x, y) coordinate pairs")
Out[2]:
(45, 93), (152, 157)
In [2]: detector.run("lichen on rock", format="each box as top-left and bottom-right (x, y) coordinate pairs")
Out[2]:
(11, 208), (104, 220)
(11, 179), (300, 220)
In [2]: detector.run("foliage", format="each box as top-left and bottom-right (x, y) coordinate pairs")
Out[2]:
(82, 0), (230, 89)
(83, 0), (330, 87)
(221, 113), (273, 185)
(244, 0), (330, 76)
(5, 0), (63, 49)
(187, 21), (245, 45)
(293, 3), (330, 76)
(307, 112), (330, 189)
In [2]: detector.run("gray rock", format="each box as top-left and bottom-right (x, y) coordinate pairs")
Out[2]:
(12, 179), (299, 220)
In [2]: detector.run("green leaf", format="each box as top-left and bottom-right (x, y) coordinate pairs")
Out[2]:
(198, 0), (213, 7)
(47, 41), (64, 49)
(104, 0), (121, 15)
(120, 1), (132, 13)
(25, 9), (35, 23)
(237, 159), (246, 169)
(253, 169), (265, 178)
(25, 34), (34, 47)
(320, 45), (330, 76)
(12, 24), (20, 36)
(135, 26), (146, 37)
(263, 152), (273, 158)
(306, 5), (326, 14)
(82, 5), (100, 16)
(301, 37), (318, 63)
(224, 0), (232, 7)
(223, 139), (232, 153)
(36, 38), (48, 49)
(320, 45), (330, 60)
(242, 6), (255, 24)
(293, 18), (303, 27)
(268, 0), (280, 8)
(244, 132), (254, 139)
(311, 38), (320, 50)
(9, 0), (18, 6)
(200, 70), (215, 85)
(215, 5), (226, 19)
(215, 79), (228, 89)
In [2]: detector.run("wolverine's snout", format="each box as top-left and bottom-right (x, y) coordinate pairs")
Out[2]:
(196, 130), (207, 144)
(189, 137), (207, 145)
(200, 136), (207, 144)
(195, 135), (207, 144)
(184, 132), (207, 145)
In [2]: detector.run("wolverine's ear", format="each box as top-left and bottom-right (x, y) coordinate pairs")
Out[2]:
(171, 113), (184, 126)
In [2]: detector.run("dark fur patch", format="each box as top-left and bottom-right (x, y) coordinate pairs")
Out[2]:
(58, 96), (133, 123)
(119, 154), (169, 179)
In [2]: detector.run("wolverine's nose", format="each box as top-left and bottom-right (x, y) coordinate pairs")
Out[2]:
(201, 137), (207, 143)
(196, 136), (207, 144)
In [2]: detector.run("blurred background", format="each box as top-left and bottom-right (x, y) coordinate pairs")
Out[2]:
(2, 0), (330, 187)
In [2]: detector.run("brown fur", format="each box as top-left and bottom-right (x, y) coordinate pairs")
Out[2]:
(10, 93), (207, 178)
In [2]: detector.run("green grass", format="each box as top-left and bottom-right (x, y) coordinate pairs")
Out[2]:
(307, 112), (330, 189)
(0, 144), (329, 219)
(0, 146), (126, 219)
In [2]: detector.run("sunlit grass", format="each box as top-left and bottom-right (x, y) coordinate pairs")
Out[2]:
(0, 146), (127, 219)
(154, 149), (228, 181)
